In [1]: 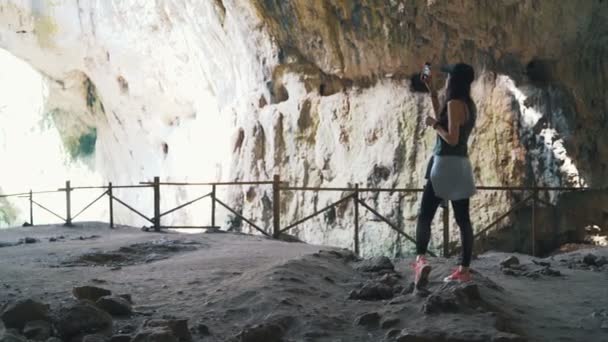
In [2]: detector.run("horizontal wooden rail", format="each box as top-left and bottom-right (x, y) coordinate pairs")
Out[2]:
(214, 198), (269, 237)
(281, 185), (593, 193)
(160, 226), (221, 229)
(279, 194), (355, 234)
(58, 185), (152, 191)
(472, 195), (533, 242)
(357, 198), (437, 257)
(31, 200), (66, 222)
(72, 190), (109, 220)
(0, 192), (30, 198)
(111, 195), (154, 224)
(139, 181), (284, 186)
(159, 192), (212, 218)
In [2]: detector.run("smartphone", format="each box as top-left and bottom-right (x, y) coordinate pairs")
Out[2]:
(421, 62), (431, 80)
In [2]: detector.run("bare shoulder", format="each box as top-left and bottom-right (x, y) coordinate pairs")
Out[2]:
(447, 100), (466, 118)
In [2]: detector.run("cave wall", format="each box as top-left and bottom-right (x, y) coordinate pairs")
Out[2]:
(0, 0), (606, 254)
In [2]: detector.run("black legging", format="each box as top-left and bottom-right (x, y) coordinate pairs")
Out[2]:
(415, 180), (473, 267)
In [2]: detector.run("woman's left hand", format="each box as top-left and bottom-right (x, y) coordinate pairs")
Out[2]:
(425, 116), (437, 127)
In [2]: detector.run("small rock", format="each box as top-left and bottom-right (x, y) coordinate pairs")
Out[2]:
(110, 267), (122, 271)
(233, 323), (284, 342)
(23, 237), (38, 244)
(380, 317), (400, 329)
(538, 267), (561, 277)
(110, 335), (132, 342)
(23, 320), (52, 341)
(195, 323), (210, 336)
(0, 333), (27, 342)
(1, 299), (50, 330)
(348, 282), (394, 301)
(96, 296), (132, 316)
(118, 294), (133, 304)
(355, 312), (381, 328)
(500, 256), (520, 268)
(452, 283), (481, 303)
(73, 286), (112, 301)
(396, 330), (441, 342)
(303, 330), (329, 338)
(583, 253), (597, 266)
(54, 302), (113, 340)
(49, 238), (57, 242)
(132, 327), (177, 342)
(532, 260), (551, 267)
(422, 294), (458, 314)
(385, 329), (401, 340)
(143, 319), (191, 341)
(355, 256), (394, 273)
(596, 256), (608, 267)
(82, 334), (108, 342)
(491, 332), (527, 341)
(0, 242), (16, 248)
(118, 324), (135, 334)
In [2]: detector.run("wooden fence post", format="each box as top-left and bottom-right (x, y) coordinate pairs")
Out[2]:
(108, 182), (114, 228)
(531, 186), (537, 257)
(353, 184), (360, 256)
(211, 184), (216, 227)
(29, 190), (33, 226)
(153, 177), (161, 232)
(442, 204), (450, 257)
(65, 181), (72, 226)
(272, 174), (281, 238)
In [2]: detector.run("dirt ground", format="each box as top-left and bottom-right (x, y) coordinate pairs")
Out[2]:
(0, 222), (607, 341)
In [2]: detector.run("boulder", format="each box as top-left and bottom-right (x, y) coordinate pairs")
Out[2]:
(1, 299), (50, 330)
(54, 302), (112, 340)
(22, 320), (52, 341)
(95, 296), (132, 316)
(355, 256), (394, 273)
(73, 286), (112, 301)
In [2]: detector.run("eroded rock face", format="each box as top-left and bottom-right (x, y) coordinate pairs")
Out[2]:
(0, 1), (605, 254)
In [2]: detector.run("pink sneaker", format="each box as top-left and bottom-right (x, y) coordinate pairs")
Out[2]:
(413, 257), (432, 287)
(443, 268), (472, 283)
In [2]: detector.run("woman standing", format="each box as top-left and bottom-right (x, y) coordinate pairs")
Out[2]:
(414, 63), (477, 286)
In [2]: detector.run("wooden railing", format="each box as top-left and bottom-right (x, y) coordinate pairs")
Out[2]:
(0, 176), (597, 257)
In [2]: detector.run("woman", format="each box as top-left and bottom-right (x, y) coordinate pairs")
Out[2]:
(414, 63), (477, 285)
